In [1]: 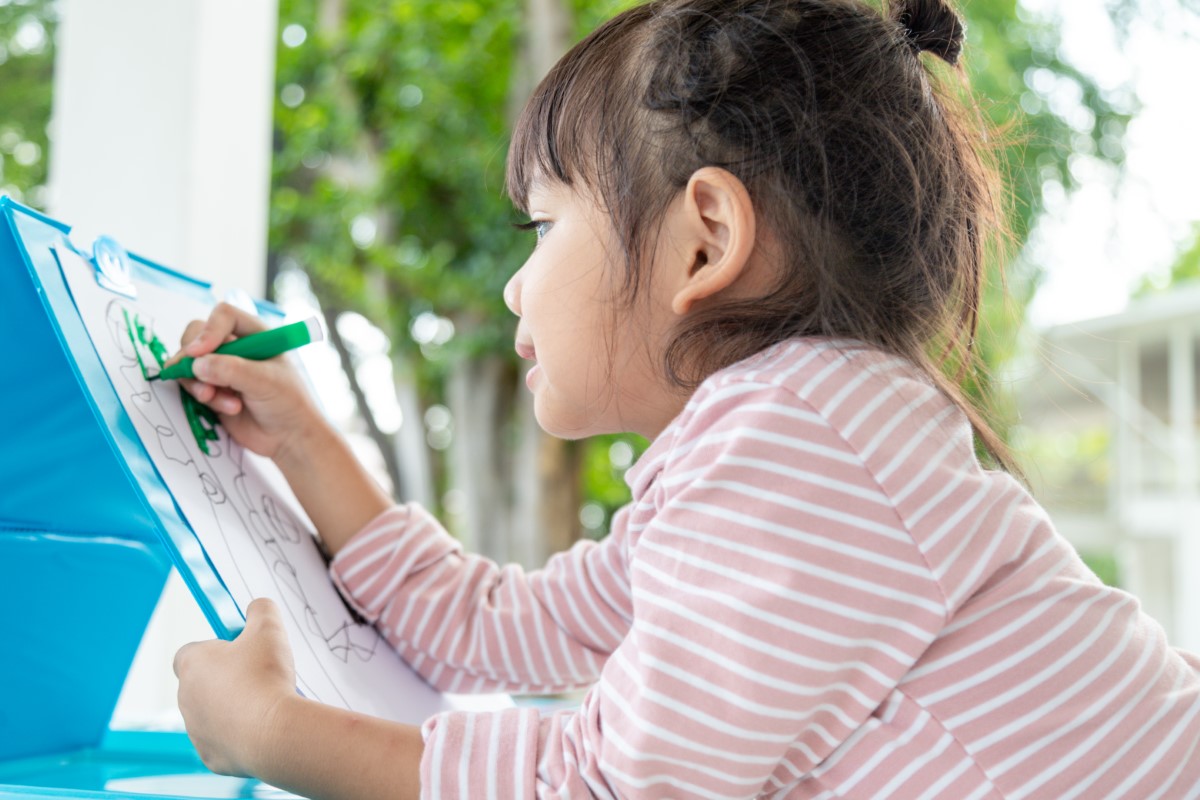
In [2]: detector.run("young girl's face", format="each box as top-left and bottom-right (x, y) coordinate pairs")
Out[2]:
(504, 179), (681, 440)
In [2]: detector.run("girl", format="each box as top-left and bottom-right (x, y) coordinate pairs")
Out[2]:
(172, 0), (1200, 797)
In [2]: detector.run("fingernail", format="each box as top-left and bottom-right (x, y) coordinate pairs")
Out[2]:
(192, 356), (211, 380)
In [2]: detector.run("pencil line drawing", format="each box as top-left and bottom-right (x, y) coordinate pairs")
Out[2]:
(51, 238), (471, 723)
(105, 301), (382, 705)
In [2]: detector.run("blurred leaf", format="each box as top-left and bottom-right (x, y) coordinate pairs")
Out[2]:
(1081, 550), (1121, 587)
(0, 0), (56, 208)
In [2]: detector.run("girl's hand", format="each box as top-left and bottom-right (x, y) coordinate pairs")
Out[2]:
(173, 598), (296, 778)
(175, 304), (392, 558)
(173, 302), (327, 461)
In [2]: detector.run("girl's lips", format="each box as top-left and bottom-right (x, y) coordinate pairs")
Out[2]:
(516, 341), (536, 361)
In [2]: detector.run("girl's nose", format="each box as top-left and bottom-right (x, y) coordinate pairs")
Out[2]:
(503, 269), (523, 316)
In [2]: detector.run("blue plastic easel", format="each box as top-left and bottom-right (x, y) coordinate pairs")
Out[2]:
(0, 196), (296, 799)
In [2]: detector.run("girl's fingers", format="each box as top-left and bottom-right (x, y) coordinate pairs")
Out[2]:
(179, 377), (215, 403)
(242, 598), (286, 642)
(162, 320), (208, 369)
(191, 354), (283, 414)
(179, 378), (242, 414)
(184, 303), (269, 357)
(208, 389), (243, 415)
(191, 353), (262, 392)
(211, 301), (269, 337)
(180, 319), (207, 349)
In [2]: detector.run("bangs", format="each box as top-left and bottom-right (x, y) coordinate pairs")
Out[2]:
(505, 7), (654, 213)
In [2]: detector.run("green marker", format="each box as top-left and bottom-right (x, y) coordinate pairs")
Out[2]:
(153, 316), (323, 381)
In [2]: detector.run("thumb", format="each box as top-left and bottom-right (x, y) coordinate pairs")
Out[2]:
(238, 598), (296, 686)
(184, 301), (268, 357)
(240, 597), (286, 643)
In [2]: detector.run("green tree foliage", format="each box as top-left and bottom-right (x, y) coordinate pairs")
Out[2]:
(270, 0), (545, 541)
(0, 0), (55, 208)
(271, 0), (526, 371)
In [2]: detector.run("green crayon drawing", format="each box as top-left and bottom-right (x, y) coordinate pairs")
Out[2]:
(182, 390), (221, 455)
(123, 307), (220, 455)
(122, 307), (163, 380)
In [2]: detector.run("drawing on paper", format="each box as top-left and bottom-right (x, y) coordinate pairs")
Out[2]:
(50, 238), (475, 724)
(104, 302), (381, 697)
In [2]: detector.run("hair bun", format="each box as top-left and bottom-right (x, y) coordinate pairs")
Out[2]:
(892, 0), (965, 65)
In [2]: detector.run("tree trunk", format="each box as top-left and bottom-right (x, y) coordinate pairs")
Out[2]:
(321, 303), (403, 493)
(446, 350), (514, 558)
(392, 360), (435, 511)
(504, 0), (578, 568)
(510, 381), (583, 566)
(311, 0), (438, 514)
(510, 0), (572, 106)
(510, 384), (543, 567)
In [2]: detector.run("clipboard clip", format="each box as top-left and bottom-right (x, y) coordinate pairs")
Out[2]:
(62, 230), (137, 299)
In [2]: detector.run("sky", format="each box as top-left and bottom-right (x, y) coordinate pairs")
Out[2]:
(1019, 0), (1200, 329)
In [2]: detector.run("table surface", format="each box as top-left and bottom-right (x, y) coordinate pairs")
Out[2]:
(0, 730), (300, 800)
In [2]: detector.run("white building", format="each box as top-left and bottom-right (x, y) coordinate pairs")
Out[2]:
(1016, 284), (1200, 653)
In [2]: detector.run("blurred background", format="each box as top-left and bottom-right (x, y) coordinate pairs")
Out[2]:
(1, 0), (1198, 726)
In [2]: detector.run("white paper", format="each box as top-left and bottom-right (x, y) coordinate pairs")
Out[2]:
(56, 243), (509, 724)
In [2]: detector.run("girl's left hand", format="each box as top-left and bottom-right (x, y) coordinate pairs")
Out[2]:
(174, 598), (296, 777)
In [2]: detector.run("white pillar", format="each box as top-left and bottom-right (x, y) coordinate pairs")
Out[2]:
(1114, 337), (1140, 529)
(1169, 323), (1200, 652)
(48, 0), (280, 728)
(47, 0), (278, 297)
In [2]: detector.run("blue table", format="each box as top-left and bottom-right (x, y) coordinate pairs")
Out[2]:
(0, 730), (300, 799)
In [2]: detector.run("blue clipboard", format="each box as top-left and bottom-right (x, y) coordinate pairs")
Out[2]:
(0, 196), (269, 765)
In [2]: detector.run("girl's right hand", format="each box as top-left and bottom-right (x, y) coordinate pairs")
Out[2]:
(175, 302), (328, 463)
(178, 303), (393, 555)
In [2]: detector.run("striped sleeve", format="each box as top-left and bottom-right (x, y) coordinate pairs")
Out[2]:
(328, 501), (634, 694)
(419, 380), (950, 797)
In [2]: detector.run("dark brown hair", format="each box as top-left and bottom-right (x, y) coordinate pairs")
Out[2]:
(507, 0), (1017, 473)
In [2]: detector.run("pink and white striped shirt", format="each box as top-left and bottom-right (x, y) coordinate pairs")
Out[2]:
(330, 337), (1200, 798)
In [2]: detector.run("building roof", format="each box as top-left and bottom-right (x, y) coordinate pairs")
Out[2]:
(1043, 281), (1200, 355)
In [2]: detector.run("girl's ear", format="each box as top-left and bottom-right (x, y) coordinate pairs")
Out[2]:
(669, 166), (757, 316)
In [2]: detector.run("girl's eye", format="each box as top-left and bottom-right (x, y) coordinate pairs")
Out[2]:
(514, 219), (553, 244)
